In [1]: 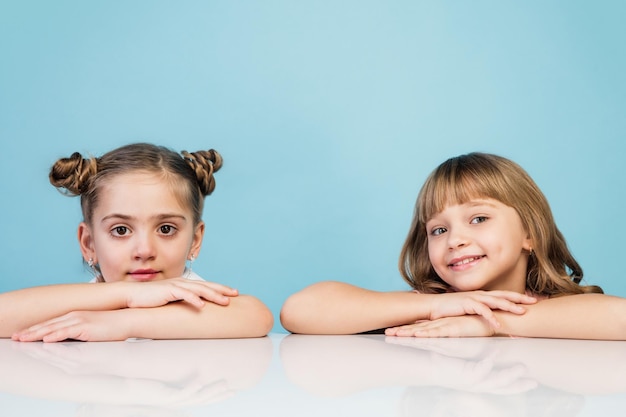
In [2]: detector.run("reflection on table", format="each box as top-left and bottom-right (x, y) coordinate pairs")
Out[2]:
(0, 336), (273, 416)
(1, 334), (625, 416)
(279, 334), (626, 417)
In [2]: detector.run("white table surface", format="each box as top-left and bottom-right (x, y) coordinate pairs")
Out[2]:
(1, 333), (625, 416)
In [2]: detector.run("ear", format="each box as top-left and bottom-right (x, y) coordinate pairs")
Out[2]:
(522, 234), (533, 253)
(78, 222), (96, 263)
(189, 221), (205, 259)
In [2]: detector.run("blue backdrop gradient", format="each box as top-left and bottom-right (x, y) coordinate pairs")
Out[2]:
(1, 1), (624, 332)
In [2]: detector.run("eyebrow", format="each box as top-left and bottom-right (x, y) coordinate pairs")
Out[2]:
(100, 213), (189, 223)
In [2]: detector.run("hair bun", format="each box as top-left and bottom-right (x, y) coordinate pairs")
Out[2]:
(49, 152), (98, 196)
(181, 149), (222, 196)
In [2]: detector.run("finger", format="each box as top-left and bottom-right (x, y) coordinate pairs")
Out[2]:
(20, 314), (70, 333)
(42, 328), (76, 343)
(476, 296), (527, 315)
(175, 279), (238, 297)
(171, 285), (234, 307)
(466, 301), (500, 329)
(488, 291), (537, 304)
(387, 323), (432, 337)
(199, 282), (239, 296)
(12, 317), (69, 341)
(384, 321), (427, 336)
(14, 317), (80, 342)
(175, 281), (239, 304)
(410, 325), (452, 338)
(384, 327), (399, 336)
(167, 286), (208, 308)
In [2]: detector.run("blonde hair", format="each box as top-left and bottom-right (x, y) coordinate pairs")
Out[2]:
(399, 152), (602, 296)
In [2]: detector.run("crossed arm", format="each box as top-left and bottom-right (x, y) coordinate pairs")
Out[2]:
(387, 294), (626, 340)
(0, 279), (273, 341)
(280, 281), (626, 340)
(280, 281), (535, 335)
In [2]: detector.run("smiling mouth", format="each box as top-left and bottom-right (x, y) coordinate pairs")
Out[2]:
(449, 256), (485, 267)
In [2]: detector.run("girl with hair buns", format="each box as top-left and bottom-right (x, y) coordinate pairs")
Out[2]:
(1, 143), (273, 341)
(281, 152), (626, 340)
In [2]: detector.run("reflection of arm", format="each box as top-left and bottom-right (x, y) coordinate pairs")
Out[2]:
(495, 294), (626, 340)
(0, 337), (273, 405)
(280, 335), (439, 396)
(280, 335), (535, 397)
(493, 338), (626, 395)
(280, 281), (429, 334)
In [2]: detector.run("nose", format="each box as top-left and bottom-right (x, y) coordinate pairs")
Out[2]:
(133, 231), (157, 261)
(446, 227), (470, 250)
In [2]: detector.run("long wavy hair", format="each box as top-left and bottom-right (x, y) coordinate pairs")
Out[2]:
(398, 152), (602, 296)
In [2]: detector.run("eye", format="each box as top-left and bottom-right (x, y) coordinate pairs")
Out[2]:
(431, 226), (447, 236)
(111, 226), (130, 237)
(158, 224), (177, 235)
(470, 216), (488, 224)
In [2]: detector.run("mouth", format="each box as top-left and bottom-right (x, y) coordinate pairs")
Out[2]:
(128, 269), (160, 282)
(448, 255), (485, 268)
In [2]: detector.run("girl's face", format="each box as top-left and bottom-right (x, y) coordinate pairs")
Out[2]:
(425, 198), (531, 293)
(78, 172), (204, 282)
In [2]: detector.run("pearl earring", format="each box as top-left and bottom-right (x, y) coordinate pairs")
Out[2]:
(185, 254), (195, 278)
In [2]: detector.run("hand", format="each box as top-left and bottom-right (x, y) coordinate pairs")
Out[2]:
(12, 310), (131, 342)
(385, 315), (497, 338)
(428, 290), (536, 329)
(123, 278), (239, 309)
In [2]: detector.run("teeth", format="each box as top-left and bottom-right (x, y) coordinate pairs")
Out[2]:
(453, 257), (480, 266)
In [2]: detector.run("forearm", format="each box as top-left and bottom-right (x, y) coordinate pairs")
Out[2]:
(280, 281), (431, 334)
(495, 294), (626, 340)
(0, 283), (128, 336)
(126, 295), (274, 339)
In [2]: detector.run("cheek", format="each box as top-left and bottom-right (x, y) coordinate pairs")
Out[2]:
(95, 255), (122, 282)
(92, 240), (124, 281)
(427, 241), (445, 269)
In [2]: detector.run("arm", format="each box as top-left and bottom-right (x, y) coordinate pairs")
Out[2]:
(279, 281), (535, 335)
(0, 283), (130, 336)
(386, 294), (626, 341)
(0, 279), (254, 339)
(124, 295), (274, 339)
(280, 281), (431, 335)
(495, 294), (626, 340)
(11, 294), (273, 341)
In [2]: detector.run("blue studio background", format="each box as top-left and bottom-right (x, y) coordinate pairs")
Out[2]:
(1, 1), (624, 333)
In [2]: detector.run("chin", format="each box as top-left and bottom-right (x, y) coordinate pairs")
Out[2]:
(447, 281), (486, 292)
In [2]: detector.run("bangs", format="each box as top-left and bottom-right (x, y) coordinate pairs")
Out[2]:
(417, 153), (512, 223)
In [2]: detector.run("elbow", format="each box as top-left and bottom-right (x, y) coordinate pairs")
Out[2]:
(616, 301), (626, 340)
(242, 295), (274, 338)
(258, 304), (275, 337)
(279, 292), (301, 334)
(280, 281), (340, 334)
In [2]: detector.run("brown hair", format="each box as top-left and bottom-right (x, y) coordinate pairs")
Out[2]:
(399, 152), (602, 296)
(49, 142), (222, 227)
